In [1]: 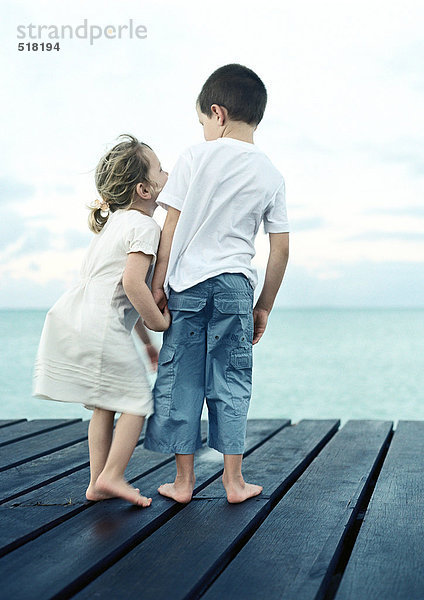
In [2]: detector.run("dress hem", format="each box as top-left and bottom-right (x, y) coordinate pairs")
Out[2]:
(33, 392), (153, 417)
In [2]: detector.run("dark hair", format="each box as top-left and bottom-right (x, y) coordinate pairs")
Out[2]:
(197, 64), (267, 126)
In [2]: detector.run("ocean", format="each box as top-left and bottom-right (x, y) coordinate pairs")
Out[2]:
(1, 308), (423, 426)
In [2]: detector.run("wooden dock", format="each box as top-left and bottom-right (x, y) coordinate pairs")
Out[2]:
(0, 417), (423, 599)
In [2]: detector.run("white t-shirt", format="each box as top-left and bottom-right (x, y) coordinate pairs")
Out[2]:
(158, 137), (289, 296)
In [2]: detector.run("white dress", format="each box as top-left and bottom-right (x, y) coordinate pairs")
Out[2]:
(33, 209), (161, 416)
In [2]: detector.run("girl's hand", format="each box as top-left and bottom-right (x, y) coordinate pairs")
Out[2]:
(144, 305), (171, 332)
(162, 304), (171, 330)
(144, 343), (159, 371)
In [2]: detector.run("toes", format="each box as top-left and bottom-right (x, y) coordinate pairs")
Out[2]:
(137, 496), (152, 507)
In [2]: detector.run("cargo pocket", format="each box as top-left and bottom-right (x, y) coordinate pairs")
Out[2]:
(214, 296), (254, 344)
(168, 295), (207, 339)
(214, 297), (252, 315)
(226, 347), (253, 416)
(153, 345), (176, 417)
(168, 295), (207, 312)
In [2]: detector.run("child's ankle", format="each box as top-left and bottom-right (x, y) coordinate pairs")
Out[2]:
(175, 473), (195, 484)
(98, 466), (123, 480)
(222, 472), (244, 485)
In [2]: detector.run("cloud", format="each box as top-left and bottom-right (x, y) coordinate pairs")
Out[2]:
(348, 231), (424, 241)
(386, 40), (424, 91)
(63, 229), (91, 250)
(0, 202), (89, 258)
(0, 273), (69, 308)
(362, 139), (424, 178)
(14, 227), (53, 255)
(291, 217), (325, 231)
(279, 261), (424, 308)
(2, 258), (423, 310)
(0, 247), (85, 287)
(0, 210), (23, 250)
(0, 177), (36, 203)
(1, 0), (424, 307)
(368, 206), (424, 217)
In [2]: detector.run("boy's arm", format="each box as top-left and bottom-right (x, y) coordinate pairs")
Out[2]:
(253, 232), (289, 345)
(151, 206), (181, 309)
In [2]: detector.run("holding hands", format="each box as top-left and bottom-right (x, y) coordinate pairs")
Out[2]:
(152, 287), (168, 312)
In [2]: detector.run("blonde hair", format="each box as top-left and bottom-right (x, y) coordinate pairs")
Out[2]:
(89, 134), (153, 233)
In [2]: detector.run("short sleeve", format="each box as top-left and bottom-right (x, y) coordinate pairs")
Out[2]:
(263, 179), (289, 233)
(126, 221), (160, 257)
(157, 151), (192, 211)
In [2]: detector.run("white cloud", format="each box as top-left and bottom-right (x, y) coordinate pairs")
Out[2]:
(1, 0), (424, 307)
(0, 248), (86, 286)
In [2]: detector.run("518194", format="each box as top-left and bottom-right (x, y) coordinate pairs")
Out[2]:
(18, 42), (60, 51)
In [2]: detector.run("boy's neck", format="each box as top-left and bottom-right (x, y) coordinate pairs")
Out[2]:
(220, 121), (255, 144)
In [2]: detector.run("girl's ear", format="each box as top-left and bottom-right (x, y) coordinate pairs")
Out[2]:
(136, 182), (151, 200)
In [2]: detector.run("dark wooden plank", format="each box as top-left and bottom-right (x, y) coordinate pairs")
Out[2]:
(0, 419), (80, 447)
(0, 420), (27, 429)
(0, 421), (209, 505)
(0, 421), (211, 552)
(0, 444), (173, 556)
(0, 420), (289, 599)
(202, 420), (393, 600)
(335, 420), (424, 600)
(0, 420), (89, 472)
(73, 420), (339, 600)
(0, 439), (90, 504)
(1, 418), (138, 503)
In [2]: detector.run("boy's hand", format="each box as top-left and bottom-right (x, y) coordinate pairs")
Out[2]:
(252, 307), (269, 345)
(153, 287), (167, 311)
(144, 343), (159, 371)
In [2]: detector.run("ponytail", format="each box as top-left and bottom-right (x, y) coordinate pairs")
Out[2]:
(88, 206), (110, 234)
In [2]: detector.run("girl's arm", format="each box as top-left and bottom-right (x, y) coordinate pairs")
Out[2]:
(134, 319), (159, 370)
(123, 252), (171, 332)
(151, 207), (181, 309)
(134, 318), (152, 344)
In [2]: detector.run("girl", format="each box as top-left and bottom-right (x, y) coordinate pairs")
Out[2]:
(33, 135), (170, 507)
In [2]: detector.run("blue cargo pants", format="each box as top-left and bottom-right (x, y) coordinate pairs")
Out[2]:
(144, 272), (254, 454)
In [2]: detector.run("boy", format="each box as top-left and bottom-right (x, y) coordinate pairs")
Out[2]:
(144, 64), (289, 503)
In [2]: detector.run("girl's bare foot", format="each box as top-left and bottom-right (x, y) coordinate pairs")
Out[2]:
(85, 483), (142, 502)
(95, 473), (151, 507)
(86, 483), (114, 501)
(158, 476), (195, 503)
(222, 475), (263, 504)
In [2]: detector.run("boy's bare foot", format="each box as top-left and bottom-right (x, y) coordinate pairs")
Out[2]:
(95, 473), (152, 507)
(222, 475), (263, 504)
(85, 483), (142, 502)
(158, 476), (195, 503)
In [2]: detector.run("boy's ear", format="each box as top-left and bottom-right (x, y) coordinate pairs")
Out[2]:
(210, 104), (228, 125)
(136, 182), (151, 200)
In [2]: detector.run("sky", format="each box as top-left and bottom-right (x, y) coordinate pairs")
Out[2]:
(1, 0), (423, 308)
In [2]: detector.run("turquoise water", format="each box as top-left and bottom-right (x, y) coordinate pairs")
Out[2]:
(1, 309), (423, 425)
